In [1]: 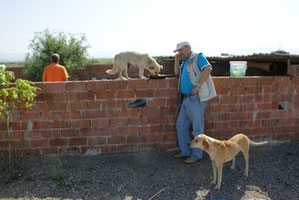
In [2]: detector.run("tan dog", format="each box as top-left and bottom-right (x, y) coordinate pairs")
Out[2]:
(189, 133), (267, 190)
(106, 51), (163, 80)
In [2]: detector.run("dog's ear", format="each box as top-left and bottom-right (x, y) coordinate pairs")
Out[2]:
(203, 140), (209, 149)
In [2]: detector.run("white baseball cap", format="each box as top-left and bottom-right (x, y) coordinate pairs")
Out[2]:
(173, 41), (190, 53)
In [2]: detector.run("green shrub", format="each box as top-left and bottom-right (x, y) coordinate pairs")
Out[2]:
(24, 30), (89, 81)
(0, 68), (39, 181)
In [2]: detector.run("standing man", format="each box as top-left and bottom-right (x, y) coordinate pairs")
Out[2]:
(173, 41), (216, 164)
(43, 53), (69, 82)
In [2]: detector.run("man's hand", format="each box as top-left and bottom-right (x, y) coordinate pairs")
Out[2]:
(191, 85), (200, 94)
(175, 53), (182, 61)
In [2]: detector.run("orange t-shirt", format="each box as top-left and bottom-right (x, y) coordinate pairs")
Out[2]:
(42, 63), (69, 82)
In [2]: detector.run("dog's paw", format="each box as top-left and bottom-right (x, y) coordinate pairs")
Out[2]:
(230, 166), (235, 170)
(214, 184), (221, 190)
(244, 172), (248, 177)
(210, 179), (216, 185)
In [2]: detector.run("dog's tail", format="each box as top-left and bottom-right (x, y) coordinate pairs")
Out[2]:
(249, 140), (268, 146)
(106, 64), (118, 75)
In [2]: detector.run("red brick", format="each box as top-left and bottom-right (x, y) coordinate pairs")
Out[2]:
(87, 137), (106, 145)
(30, 139), (49, 148)
(46, 83), (66, 93)
(148, 79), (167, 88)
(162, 106), (177, 115)
(258, 78), (273, 85)
(106, 99), (127, 108)
(65, 82), (87, 92)
(146, 134), (164, 142)
(126, 135), (146, 143)
(106, 80), (128, 89)
(86, 101), (105, 110)
(148, 98), (167, 107)
(69, 137), (87, 146)
(96, 90), (115, 99)
(216, 87), (229, 95)
(90, 119), (110, 128)
(136, 89), (156, 97)
(54, 93), (77, 101)
(120, 127), (139, 135)
(221, 96), (238, 104)
(256, 103), (273, 111)
(109, 127), (120, 135)
(36, 93), (55, 102)
(139, 107), (159, 116)
(167, 79), (178, 88)
(110, 118), (129, 127)
(159, 124), (175, 133)
(290, 76), (299, 85)
(119, 108), (139, 117)
(10, 132), (23, 140)
(11, 122), (27, 131)
(87, 81), (106, 91)
(77, 91), (95, 100)
(107, 136), (125, 144)
(81, 110), (100, 119)
(156, 89), (177, 98)
(129, 117), (148, 125)
(49, 138), (67, 146)
(71, 120), (90, 129)
(61, 129), (81, 137)
(11, 140), (29, 148)
(231, 78), (242, 86)
(69, 102), (87, 110)
(52, 120), (71, 129)
(281, 77), (291, 85)
(230, 87), (245, 95)
(128, 79), (148, 89)
(273, 77), (283, 85)
(241, 78), (258, 85)
(164, 133), (177, 142)
(115, 90), (135, 98)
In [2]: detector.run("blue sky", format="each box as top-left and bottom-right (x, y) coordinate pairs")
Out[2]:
(1, 0), (299, 61)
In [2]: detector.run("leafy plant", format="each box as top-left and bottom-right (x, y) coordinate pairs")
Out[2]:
(51, 159), (64, 183)
(0, 68), (39, 180)
(24, 29), (89, 81)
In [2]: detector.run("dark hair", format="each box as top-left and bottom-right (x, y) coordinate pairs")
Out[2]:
(51, 53), (60, 62)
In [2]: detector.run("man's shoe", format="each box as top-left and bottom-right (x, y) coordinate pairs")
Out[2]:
(172, 154), (189, 159)
(184, 157), (200, 164)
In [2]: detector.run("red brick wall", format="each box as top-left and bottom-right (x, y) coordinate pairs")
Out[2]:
(0, 77), (298, 157)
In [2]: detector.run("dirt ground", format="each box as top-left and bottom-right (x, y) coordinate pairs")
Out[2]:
(0, 141), (298, 200)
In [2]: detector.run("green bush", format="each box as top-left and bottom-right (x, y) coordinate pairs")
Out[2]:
(0, 68), (39, 181)
(24, 30), (89, 81)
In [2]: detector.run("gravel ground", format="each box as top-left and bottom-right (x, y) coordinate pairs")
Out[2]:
(0, 141), (298, 200)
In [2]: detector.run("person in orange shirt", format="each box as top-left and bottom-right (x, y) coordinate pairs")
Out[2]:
(42, 54), (69, 82)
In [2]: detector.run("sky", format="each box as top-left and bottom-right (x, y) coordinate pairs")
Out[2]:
(1, 0), (299, 61)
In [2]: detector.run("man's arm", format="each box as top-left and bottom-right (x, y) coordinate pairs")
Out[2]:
(174, 54), (182, 76)
(62, 67), (69, 81)
(191, 66), (212, 94)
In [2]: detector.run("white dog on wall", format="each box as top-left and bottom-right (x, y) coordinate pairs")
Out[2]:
(106, 51), (163, 80)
